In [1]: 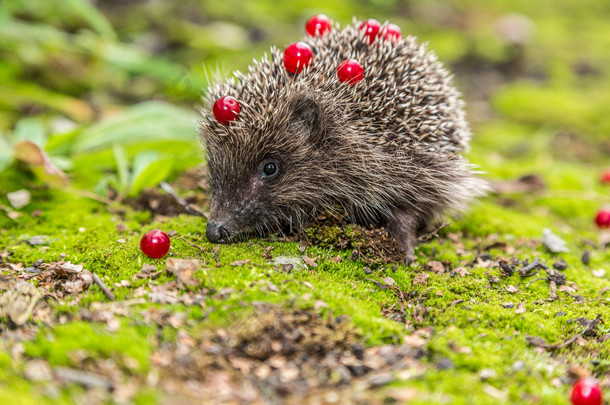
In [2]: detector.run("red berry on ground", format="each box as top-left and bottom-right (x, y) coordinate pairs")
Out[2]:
(595, 209), (610, 228)
(305, 14), (331, 37)
(384, 23), (402, 42)
(359, 19), (381, 44)
(570, 379), (602, 405)
(140, 230), (171, 259)
(213, 96), (240, 125)
(283, 42), (313, 74)
(337, 59), (364, 85)
(601, 169), (610, 184)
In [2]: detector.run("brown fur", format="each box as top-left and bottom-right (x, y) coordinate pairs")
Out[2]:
(199, 20), (488, 262)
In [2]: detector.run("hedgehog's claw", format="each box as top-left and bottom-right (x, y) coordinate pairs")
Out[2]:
(387, 207), (418, 266)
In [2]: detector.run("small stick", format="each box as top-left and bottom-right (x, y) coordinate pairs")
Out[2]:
(527, 314), (602, 350)
(92, 273), (115, 301)
(519, 257), (543, 277)
(178, 236), (207, 252)
(526, 277), (547, 288)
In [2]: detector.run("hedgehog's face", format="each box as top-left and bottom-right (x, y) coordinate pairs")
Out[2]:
(204, 95), (330, 243)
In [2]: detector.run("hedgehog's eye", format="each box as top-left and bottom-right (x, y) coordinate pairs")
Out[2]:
(260, 160), (280, 179)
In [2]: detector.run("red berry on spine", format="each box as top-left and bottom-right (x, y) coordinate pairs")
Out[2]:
(213, 96), (240, 125)
(337, 59), (364, 85)
(305, 14), (331, 37)
(384, 23), (402, 42)
(601, 169), (610, 184)
(283, 42), (313, 74)
(570, 379), (602, 405)
(140, 230), (171, 259)
(595, 209), (610, 228)
(359, 19), (381, 44)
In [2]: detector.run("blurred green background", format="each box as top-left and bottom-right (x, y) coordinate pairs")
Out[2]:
(1, 0), (609, 200)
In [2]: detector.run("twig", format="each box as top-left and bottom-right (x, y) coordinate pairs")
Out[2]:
(64, 188), (113, 205)
(418, 222), (450, 242)
(518, 257), (547, 277)
(160, 182), (206, 217)
(178, 236), (207, 252)
(54, 367), (113, 390)
(526, 314), (602, 350)
(92, 273), (115, 301)
(526, 277), (547, 288)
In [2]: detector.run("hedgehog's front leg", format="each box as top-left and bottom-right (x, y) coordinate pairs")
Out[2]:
(387, 207), (419, 265)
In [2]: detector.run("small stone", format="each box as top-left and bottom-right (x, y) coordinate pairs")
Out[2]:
(28, 236), (48, 246)
(7, 189), (31, 209)
(512, 361), (525, 372)
(435, 358), (455, 370)
(592, 269), (606, 278)
(479, 368), (497, 381)
(552, 259), (568, 270)
(502, 302), (514, 309)
(581, 251), (591, 265)
(24, 359), (52, 381)
(542, 228), (569, 253)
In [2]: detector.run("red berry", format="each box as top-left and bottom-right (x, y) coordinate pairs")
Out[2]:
(213, 96), (240, 125)
(601, 169), (610, 184)
(337, 59), (364, 85)
(571, 379), (602, 405)
(384, 23), (402, 42)
(595, 209), (610, 228)
(359, 19), (381, 44)
(140, 230), (170, 259)
(283, 42), (313, 74)
(305, 14), (331, 36)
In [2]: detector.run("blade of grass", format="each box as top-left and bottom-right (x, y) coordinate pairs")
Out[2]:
(72, 101), (198, 153)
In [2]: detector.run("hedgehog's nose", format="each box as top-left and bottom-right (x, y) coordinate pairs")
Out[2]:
(206, 222), (230, 243)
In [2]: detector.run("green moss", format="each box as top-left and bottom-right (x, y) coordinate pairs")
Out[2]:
(25, 321), (154, 373)
(3, 0), (610, 402)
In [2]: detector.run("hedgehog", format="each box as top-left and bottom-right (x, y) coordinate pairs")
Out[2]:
(198, 17), (487, 263)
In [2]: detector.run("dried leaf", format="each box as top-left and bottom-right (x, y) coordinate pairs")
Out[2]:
(382, 277), (395, 286)
(166, 258), (201, 287)
(515, 302), (526, 314)
(301, 256), (318, 268)
(413, 273), (430, 286)
(505, 285), (519, 293)
(428, 261), (445, 274)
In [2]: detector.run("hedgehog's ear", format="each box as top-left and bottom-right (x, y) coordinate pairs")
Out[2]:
(290, 96), (323, 145)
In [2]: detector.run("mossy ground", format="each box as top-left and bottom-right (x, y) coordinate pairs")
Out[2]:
(1, 0), (610, 404)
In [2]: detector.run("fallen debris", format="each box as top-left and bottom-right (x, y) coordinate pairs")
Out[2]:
(93, 273), (115, 301)
(526, 314), (602, 350)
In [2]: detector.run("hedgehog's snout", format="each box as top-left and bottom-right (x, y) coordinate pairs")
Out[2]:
(206, 221), (230, 243)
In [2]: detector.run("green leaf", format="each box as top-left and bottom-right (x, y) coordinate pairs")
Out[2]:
(0, 134), (12, 173)
(72, 101), (199, 153)
(62, 0), (117, 40)
(93, 174), (117, 198)
(113, 144), (129, 195)
(13, 117), (47, 147)
(128, 151), (174, 197)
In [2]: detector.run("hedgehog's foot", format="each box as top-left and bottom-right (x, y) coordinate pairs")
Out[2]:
(387, 207), (419, 265)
